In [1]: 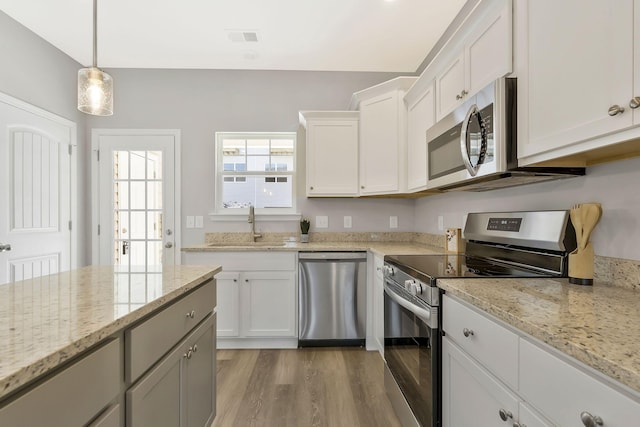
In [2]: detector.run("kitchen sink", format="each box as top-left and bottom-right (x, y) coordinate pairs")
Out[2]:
(207, 242), (287, 248)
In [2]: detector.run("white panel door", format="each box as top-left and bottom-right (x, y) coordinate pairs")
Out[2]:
(0, 96), (73, 284)
(406, 82), (435, 192)
(242, 271), (296, 337)
(94, 130), (179, 267)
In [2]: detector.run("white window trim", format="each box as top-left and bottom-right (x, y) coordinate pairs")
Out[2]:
(212, 132), (299, 219)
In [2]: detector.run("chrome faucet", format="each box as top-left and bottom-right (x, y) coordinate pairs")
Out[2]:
(248, 205), (262, 242)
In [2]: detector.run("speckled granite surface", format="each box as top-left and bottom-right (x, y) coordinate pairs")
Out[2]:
(438, 277), (640, 394)
(0, 264), (220, 400)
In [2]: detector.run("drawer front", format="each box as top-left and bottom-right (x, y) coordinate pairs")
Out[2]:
(442, 294), (518, 388)
(0, 339), (121, 427)
(520, 338), (640, 426)
(126, 279), (215, 383)
(88, 404), (121, 427)
(209, 252), (296, 271)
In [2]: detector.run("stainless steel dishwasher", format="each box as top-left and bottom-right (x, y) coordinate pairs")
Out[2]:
(298, 252), (367, 347)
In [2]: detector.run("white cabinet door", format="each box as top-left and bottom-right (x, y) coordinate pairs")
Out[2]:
(442, 337), (519, 427)
(242, 271), (297, 337)
(406, 81), (435, 192)
(466, 0), (512, 97)
(359, 91), (403, 194)
(372, 255), (385, 355)
(517, 0), (634, 163)
(436, 52), (466, 121)
(518, 403), (552, 427)
(214, 272), (240, 337)
(303, 114), (359, 197)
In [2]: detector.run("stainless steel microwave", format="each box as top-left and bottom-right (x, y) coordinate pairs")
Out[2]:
(426, 78), (583, 192)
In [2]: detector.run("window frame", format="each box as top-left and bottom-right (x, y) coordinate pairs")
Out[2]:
(213, 132), (298, 219)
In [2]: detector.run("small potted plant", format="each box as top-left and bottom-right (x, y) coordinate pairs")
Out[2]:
(300, 218), (311, 243)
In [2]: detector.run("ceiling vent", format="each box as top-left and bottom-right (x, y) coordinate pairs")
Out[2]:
(227, 30), (260, 43)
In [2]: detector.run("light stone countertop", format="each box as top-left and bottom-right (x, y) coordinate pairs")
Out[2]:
(182, 241), (445, 256)
(438, 277), (640, 395)
(0, 264), (221, 401)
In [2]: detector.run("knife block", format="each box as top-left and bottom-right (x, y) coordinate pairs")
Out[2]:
(568, 243), (594, 285)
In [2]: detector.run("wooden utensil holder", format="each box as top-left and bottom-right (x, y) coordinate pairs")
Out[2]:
(568, 243), (595, 285)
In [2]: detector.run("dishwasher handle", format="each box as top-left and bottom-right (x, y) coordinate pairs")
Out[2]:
(299, 252), (366, 261)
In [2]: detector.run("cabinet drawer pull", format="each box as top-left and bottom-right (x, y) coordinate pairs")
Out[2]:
(608, 105), (625, 116)
(456, 94), (462, 100)
(185, 310), (195, 319)
(193, 344), (198, 353)
(580, 411), (603, 427)
(498, 409), (513, 421)
(184, 348), (193, 359)
(462, 328), (474, 337)
(629, 96), (640, 109)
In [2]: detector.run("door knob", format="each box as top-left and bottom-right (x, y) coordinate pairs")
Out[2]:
(0, 243), (11, 252)
(165, 242), (173, 248)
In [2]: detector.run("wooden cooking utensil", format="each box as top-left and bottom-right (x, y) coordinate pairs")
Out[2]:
(580, 203), (602, 251)
(570, 204), (583, 251)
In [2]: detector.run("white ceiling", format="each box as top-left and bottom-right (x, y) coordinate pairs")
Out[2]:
(0, 0), (467, 72)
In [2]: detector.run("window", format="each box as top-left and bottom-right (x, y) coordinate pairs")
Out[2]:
(215, 132), (296, 214)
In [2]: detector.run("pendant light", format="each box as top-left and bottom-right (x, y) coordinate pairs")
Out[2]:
(77, 0), (113, 116)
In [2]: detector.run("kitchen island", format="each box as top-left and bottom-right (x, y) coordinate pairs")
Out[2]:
(0, 264), (220, 426)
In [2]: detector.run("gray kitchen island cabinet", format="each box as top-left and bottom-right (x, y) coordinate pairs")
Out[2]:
(127, 313), (216, 427)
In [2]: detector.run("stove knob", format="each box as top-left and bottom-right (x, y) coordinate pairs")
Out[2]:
(383, 266), (395, 276)
(410, 281), (423, 296)
(404, 279), (414, 291)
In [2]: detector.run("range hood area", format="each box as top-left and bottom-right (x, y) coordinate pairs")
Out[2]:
(436, 167), (586, 192)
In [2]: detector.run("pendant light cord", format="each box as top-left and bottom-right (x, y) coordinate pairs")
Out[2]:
(93, 0), (98, 68)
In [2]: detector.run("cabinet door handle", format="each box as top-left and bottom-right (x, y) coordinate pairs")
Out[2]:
(580, 411), (603, 427)
(629, 97), (640, 109)
(309, 186), (314, 190)
(184, 348), (193, 359)
(499, 409), (513, 421)
(193, 344), (198, 353)
(456, 94), (462, 100)
(185, 310), (195, 319)
(608, 105), (625, 116)
(463, 328), (474, 337)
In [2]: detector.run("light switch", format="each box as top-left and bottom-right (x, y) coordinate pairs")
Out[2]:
(186, 216), (195, 229)
(195, 216), (204, 228)
(344, 216), (352, 228)
(389, 216), (398, 229)
(316, 216), (329, 228)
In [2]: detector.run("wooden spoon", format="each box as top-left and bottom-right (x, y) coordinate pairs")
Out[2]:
(580, 203), (602, 251)
(570, 204), (583, 252)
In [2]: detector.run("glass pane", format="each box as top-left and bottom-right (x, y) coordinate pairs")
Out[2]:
(222, 139), (246, 156)
(115, 211), (129, 240)
(114, 181), (129, 210)
(256, 174), (293, 208)
(129, 274), (147, 303)
(114, 151), (129, 179)
(222, 175), (292, 209)
(146, 274), (163, 300)
(248, 155), (270, 172)
(130, 151), (146, 179)
(129, 242), (146, 270)
(247, 139), (269, 155)
(147, 182), (162, 209)
(130, 182), (146, 209)
(130, 211), (146, 239)
(270, 139), (294, 155)
(147, 211), (162, 239)
(147, 241), (162, 266)
(147, 151), (162, 179)
(271, 156), (294, 171)
(114, 274), (130, 303)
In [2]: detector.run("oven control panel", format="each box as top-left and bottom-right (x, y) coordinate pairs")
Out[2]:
(487, 217), (522, 232)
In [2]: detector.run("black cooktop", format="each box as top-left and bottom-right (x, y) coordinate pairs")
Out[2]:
(385, 254), (553, 285)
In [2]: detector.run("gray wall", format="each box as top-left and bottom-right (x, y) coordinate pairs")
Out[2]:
(415, 156), (640, 260)
(0, 11), (89, 265)
(87, 68), (415, 246)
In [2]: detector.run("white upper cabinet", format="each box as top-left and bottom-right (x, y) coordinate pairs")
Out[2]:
(435, 0), (513, 120)
(405, 80), (435, 192)
(351, 77), (417, 195)
(299, 111), (359, 197)
(516, 0), (637, 165)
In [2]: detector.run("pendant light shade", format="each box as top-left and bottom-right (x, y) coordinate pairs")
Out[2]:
(78, 0), (113, 116)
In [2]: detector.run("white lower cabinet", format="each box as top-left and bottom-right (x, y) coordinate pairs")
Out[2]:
(442, 294), (640, 427)
(442, 337), (519, 427)
(127, 313), (216, 427)
(184, 251), (297, 348)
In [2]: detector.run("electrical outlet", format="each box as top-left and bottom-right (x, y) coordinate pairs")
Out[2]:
(186, 216), (195, 229)
(316, 216), (329, 228)
(389, 216), (398, 229)
(195, 216), (204, 228)
(343, 216), (352, 228)
(438, 215), (444, 231)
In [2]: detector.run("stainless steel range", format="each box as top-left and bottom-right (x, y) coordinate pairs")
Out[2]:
(383, 211), (577, 427)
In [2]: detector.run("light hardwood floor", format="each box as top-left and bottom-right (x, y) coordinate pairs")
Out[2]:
(211, 348), (402, 427)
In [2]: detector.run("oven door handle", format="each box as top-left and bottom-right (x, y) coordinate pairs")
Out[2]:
(384, 281), (437, 328)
